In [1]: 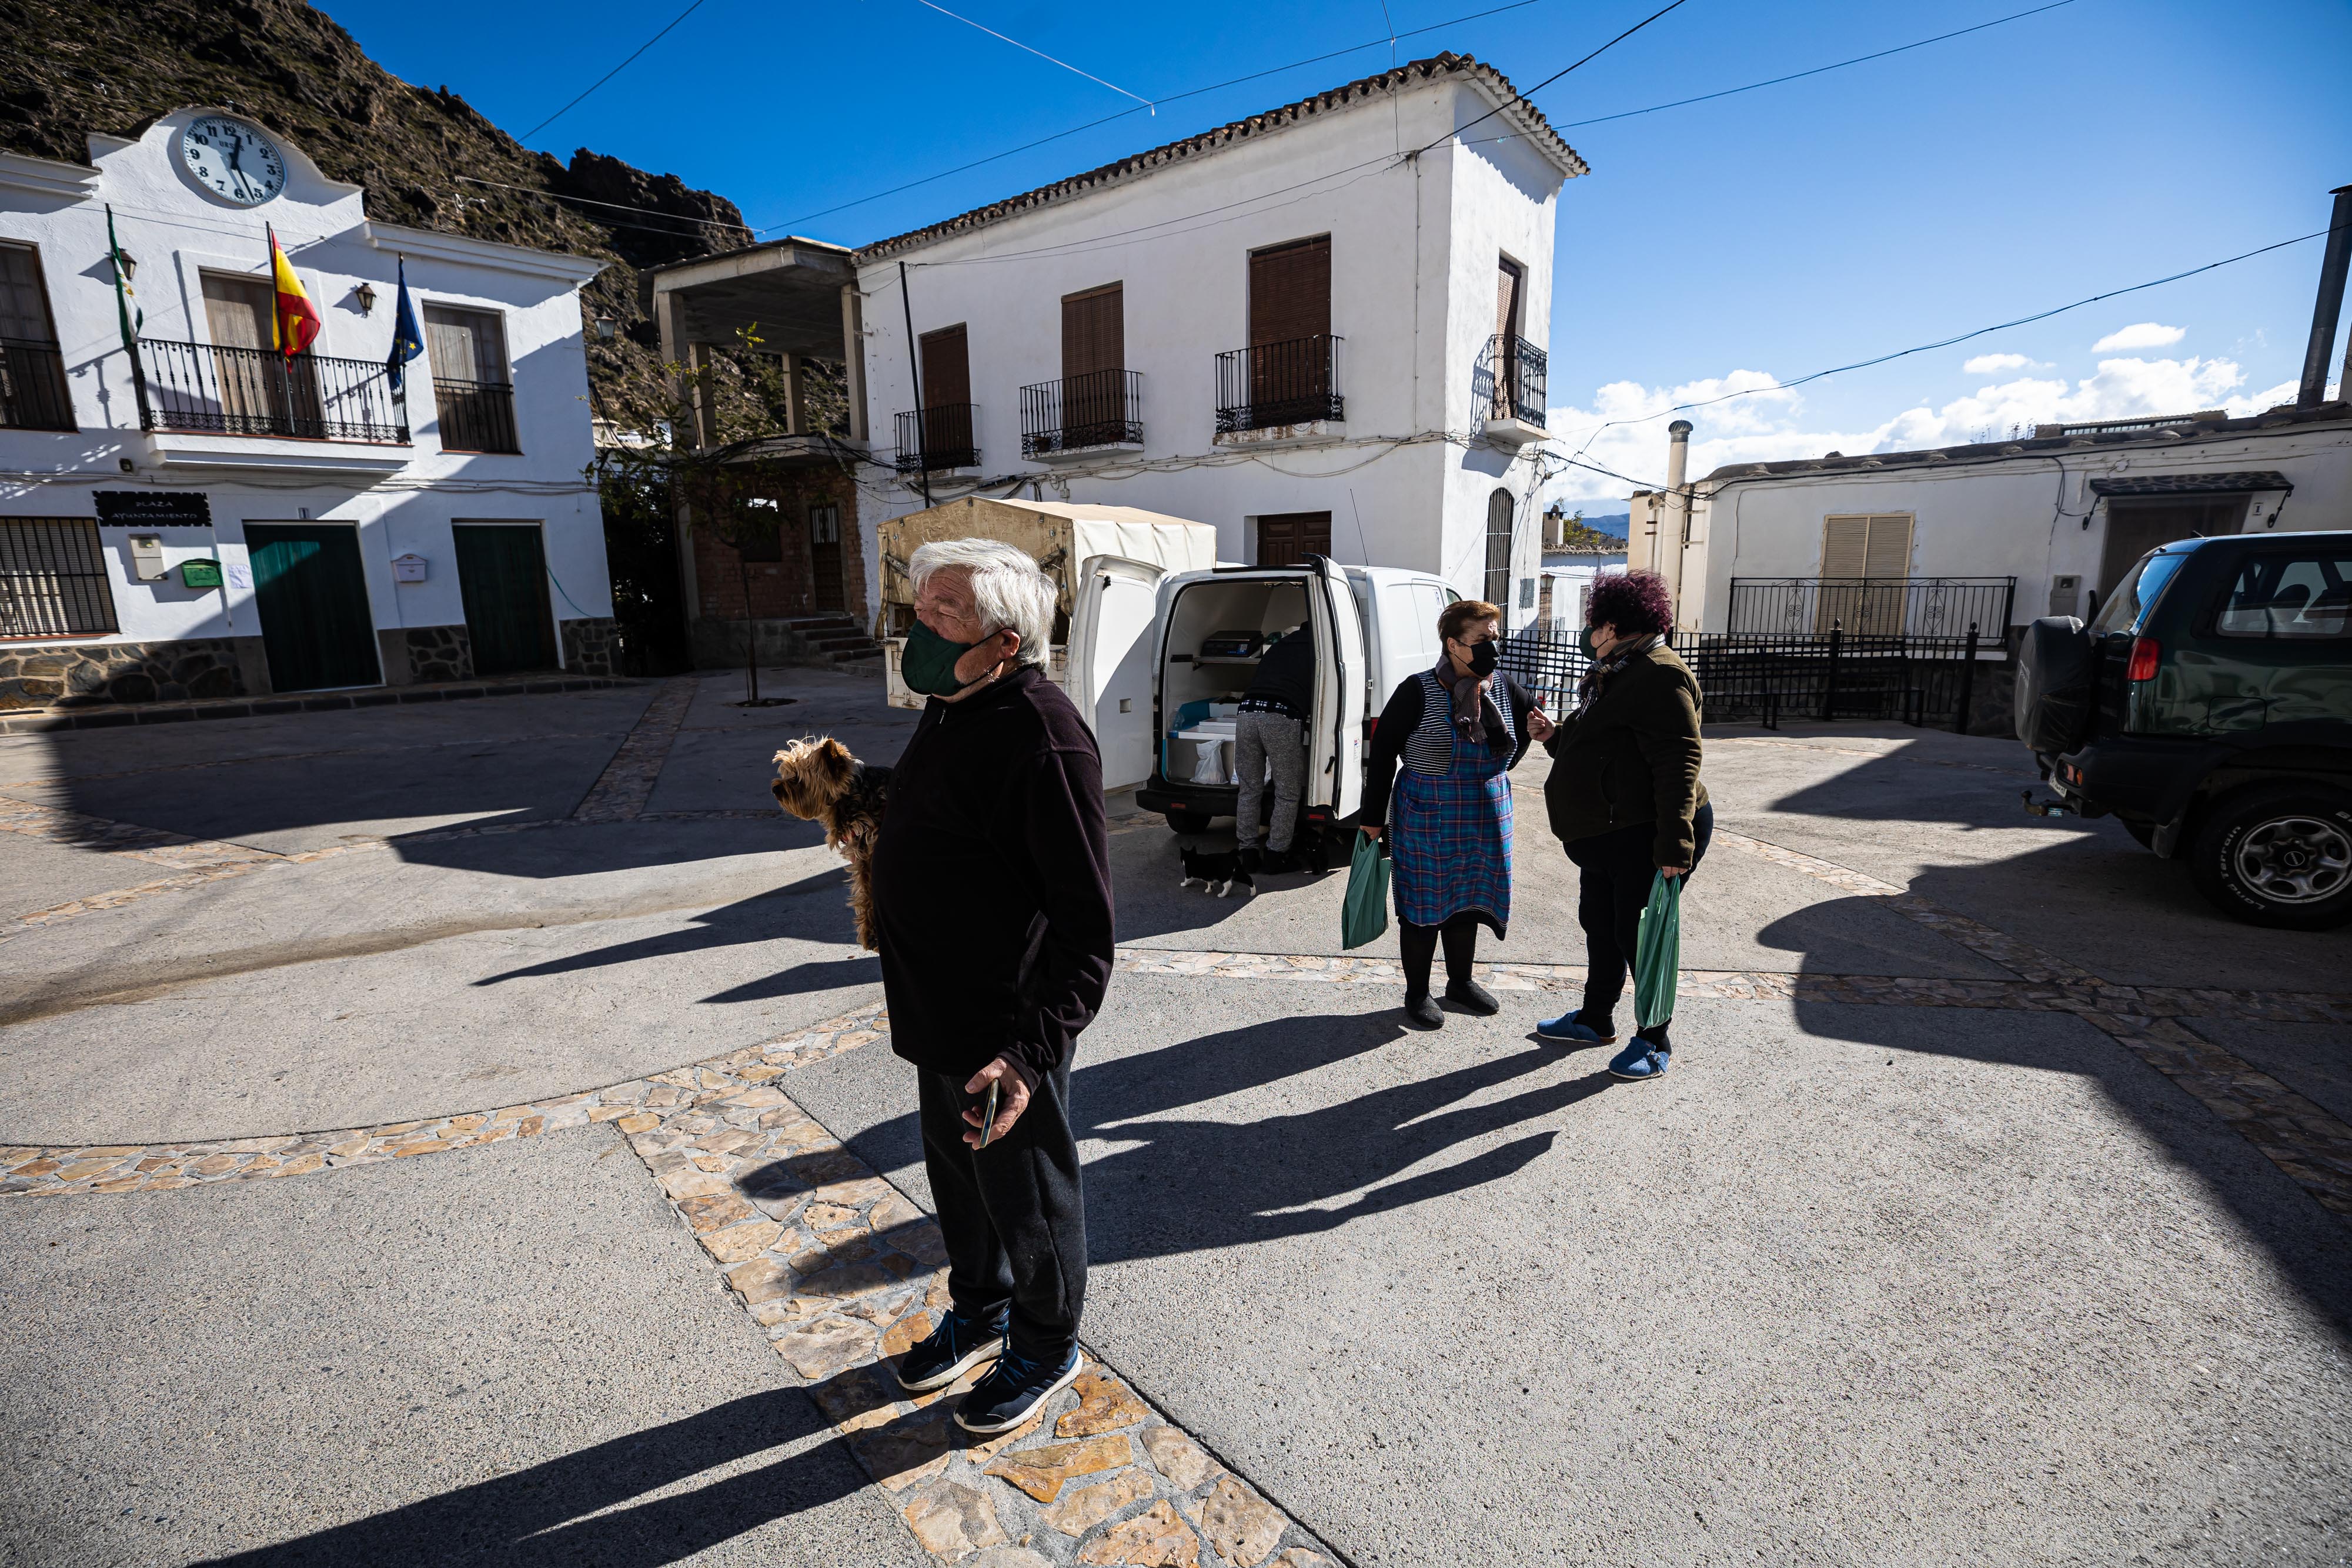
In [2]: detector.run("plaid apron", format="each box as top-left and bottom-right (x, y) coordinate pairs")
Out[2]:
(1389, 727), (1514, 935)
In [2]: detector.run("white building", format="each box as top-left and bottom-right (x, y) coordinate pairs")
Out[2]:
(0, 108), (612, 710)
(1632, 403), (2352, 639)
(851, 54), (1585, 626)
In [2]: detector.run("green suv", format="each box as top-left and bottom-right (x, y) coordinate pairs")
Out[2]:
(2016, 530), (2352, 928)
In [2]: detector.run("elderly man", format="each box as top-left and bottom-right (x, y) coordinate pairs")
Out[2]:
(877, 538), (1114, 1434)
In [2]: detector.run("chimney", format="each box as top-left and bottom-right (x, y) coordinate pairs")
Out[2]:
(2298, 184), (2352, 408)
(1666, 419), (1693, 492)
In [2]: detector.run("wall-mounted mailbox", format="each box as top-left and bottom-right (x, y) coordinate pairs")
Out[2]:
(2047, 574), (2083, 618)
(392, 553), (428, 583)
(180, 559), (223, 589)
(129, 534), (166, 581)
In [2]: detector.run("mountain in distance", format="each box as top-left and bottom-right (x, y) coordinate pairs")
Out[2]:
(1578, 513), (1631, 539)
(0, 0), (750, 424)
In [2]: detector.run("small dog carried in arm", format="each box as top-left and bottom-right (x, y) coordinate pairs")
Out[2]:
(770, 737), (891, 950)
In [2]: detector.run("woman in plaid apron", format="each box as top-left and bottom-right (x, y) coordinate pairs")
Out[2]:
(1361, 599), (1553, 1029)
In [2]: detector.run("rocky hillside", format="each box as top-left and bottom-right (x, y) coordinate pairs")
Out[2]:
(0, 0), (748, 425)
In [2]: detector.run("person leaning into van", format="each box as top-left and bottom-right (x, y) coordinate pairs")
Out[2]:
(1535, 569), (1711, 1082)
(1361, 600), (1553, 1028)
(1234, 623), (1314, 871)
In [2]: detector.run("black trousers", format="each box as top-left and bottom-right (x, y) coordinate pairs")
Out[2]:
(916, 1058), (1087, 1359)
(1398, 915), (1482, 999)
(1562, 802), (1714, 1042)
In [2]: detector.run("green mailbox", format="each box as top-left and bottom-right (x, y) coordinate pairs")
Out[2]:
(180, 558), (223, 589)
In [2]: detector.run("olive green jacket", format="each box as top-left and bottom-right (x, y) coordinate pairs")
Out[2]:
(1541, 641), (1709, 865)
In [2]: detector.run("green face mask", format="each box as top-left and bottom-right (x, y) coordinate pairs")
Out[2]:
(903, 620), (991, 697)
(1579, 625), (1599, 658)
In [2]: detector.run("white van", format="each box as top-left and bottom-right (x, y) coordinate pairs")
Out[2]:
(1069, 553), (1466, 838)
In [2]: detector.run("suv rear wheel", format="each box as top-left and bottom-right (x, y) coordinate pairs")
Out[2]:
(2187, 784), (2352, 929)
(1164, 807), (1214, 834)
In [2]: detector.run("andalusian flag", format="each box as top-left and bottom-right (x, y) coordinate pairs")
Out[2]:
(106, 205), (140, 356)
(266, 224), (321, 358)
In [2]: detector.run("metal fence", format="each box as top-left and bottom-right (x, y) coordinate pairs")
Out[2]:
(139, 340), (409, 443)
(433, 377), (519, 453)
(0, 519), (119, 637)
(1215, 335), (1342, 433)
(1495, 626), (1592, 718)
(1474, 333), (1546, 427)
(1726, 576), (2014, 640)
(1020, 369), (1142, 456)
(0, 339), (74, 431)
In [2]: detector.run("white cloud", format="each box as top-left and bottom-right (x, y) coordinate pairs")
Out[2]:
(1961, 352), (2039, 375)
(2091, 322), (2186, 352)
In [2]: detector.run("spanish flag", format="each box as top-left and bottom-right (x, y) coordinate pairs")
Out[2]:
(266, 225), (321, 359)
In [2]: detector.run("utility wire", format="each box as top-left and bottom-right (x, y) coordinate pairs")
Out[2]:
(913, 0), (1155, 111)
(1401, 0), (1690, 161)
(455, 175), (753, 238)
(1559, 0), (2079, 129)
(522, 0), (716, 139)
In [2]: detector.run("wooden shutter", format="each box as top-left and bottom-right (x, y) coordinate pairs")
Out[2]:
(1495, 258), (1522, 342)
(1863, 515), (1912, 579)
(1820, 516), (1870, 579)
(202, 274), (272, 350)
(1249, 238), (1330, 347)
(919, 325), (969, 408)
(424, 305), (507, 384)
(0, 244), (58, 343)
(1061, 285), (1124, 381)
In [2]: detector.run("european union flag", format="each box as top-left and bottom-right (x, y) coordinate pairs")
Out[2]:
(386, 256), (424, 393)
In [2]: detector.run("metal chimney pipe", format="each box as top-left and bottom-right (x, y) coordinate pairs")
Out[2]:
(2297, 185), (2352, 409)
(1666, 419), (1692, 491)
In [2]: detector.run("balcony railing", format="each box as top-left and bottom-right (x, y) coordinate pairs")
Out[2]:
(894, 404), (980, 473)
(1215, 335), (1342, 434)
(1021, 370), (1141, 456)
(1475, 334), (1547, 428)
(435, 377), (519, 454)
(0, 339), (75, 432)
(138, 339), (408, 443)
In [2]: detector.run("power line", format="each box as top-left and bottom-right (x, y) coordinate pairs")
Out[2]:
(522, 0), (716, 140)
(1559, 221), (2346, 461)
(454, 175), (753, 238)
(1402, 0), (1691, 161)
(913, 0), (1156, 111)
(1558, 0), (2079, 129)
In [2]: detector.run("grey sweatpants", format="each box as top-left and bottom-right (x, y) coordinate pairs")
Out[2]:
(1234, 710), (1308, 852)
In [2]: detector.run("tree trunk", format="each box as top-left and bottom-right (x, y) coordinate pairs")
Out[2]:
(737, 552), (759, 704)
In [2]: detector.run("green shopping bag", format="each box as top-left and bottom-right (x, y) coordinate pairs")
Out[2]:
(1341, 831), (1391, 950)
(1632, 871), (1682, 1029)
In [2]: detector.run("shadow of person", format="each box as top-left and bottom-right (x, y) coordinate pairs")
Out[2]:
(472, 868), (862, 988)
(195, 1389), (870, 1566)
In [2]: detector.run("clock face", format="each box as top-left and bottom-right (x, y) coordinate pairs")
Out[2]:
(181, 116), (287, 207)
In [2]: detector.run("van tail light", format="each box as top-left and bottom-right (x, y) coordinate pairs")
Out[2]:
(2126, 637), (2160, 682)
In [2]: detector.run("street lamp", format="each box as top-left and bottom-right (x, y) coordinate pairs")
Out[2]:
(353, 280), (377, 315)
(113, 250), (136, 285)
(595, 313), (618, 341)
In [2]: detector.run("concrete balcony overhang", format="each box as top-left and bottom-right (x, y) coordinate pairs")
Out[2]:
(1483, 415), (1548, 448)
(1027, 439), (1145, 464)
(645, 239), (858, 361)
(142, 431), (412, 479)
(720, 433), (871, 468)
(1212, 420), (1345, 452)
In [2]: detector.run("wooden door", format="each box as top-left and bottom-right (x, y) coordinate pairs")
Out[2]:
(1256, 511), (1332, 568)
(202, 273), (318, 432)
(1248, 238), (1331, 415)
(808, 503), (844, 613)
(245, 523), (380, 691)
(1061, 284), (1124, 441)
(917, 324), (971, 457)
(1494, 258), (1524, 415)
(2099, 502), (2230, 605)
(453, 523), (556, 676)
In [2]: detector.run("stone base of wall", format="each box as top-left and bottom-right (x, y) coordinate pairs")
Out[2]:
(400, 624), (475, 684)
(0, 637), (270, 710)
(560, 617), (619, 677)
(690, 616), (876, 671)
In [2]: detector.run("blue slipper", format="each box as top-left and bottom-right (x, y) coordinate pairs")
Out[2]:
(1607, 1041), (1671, 1081)
(1536, 1010), (1616, 1044)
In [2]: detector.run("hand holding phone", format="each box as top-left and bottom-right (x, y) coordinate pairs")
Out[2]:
(977, 1079), (1001, 1148)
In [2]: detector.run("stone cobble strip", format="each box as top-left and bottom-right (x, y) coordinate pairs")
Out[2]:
(0, 728), (642, 791)
(572, 676), (698, 823)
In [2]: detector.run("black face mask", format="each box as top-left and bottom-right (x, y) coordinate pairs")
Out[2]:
(1465, 639), (1499, 680)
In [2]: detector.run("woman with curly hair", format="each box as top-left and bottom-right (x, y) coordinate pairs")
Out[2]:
(1361, 598), (1555, 1029)
(1536, 569), (1712, 1081)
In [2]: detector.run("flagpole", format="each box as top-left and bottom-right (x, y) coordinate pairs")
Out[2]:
(107, 205), (149, 430)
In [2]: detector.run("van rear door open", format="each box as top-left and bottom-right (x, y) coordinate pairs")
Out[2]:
(1311, 554), (1367, 818)
(1070, 556), (1170, 790)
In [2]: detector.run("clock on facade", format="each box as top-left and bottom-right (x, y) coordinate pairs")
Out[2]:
(180, 116), (287, 206)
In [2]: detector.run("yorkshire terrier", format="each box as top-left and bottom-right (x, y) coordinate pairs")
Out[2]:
(770, 737), (893, 950)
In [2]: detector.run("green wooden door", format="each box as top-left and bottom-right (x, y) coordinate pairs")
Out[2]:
(455, 524), (556, 676)
(245, 523), (380, 693)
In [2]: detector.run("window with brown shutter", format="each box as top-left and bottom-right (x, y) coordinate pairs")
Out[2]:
(1248, 238), (1330, 347)
(1818, 513), (1914, 634)
(918, 325), (970, 408)
(1061, 285), (1123, 380)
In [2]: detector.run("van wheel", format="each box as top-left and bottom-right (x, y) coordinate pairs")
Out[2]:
(1165, 807), (1214, 834)
(2187, 785), (2352, 929)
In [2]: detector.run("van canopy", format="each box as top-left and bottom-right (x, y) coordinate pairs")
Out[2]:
(878, 497), (1218, 617)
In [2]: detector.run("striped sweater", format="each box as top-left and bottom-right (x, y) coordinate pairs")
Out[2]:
(1360, 667), (1541, 827)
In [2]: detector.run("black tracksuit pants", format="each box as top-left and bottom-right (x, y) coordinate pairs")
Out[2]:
(1563, 802), (1714, 1044)
(916, 1058), (1087, 1360)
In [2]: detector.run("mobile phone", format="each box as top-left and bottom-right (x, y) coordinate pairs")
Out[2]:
(977, 1079), (1001, 1148)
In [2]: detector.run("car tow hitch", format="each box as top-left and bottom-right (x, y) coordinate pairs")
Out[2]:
(2022, 790), (2076, 818)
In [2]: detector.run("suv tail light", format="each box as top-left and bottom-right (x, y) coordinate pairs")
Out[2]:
(2126, 637), (2160, 682)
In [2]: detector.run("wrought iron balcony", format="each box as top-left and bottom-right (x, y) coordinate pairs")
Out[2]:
(434, 376), (519, 454)
(1475, 334), (1547, 428)
(1215, 335), (1342, 434)
(138, 339), (408, 443)
(894, 404), (979, 473)
(0, 339), (75, 432)
(1021, 370), (1141, 457)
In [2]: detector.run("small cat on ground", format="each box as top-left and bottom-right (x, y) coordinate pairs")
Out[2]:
(1178, 844), (1254, 898)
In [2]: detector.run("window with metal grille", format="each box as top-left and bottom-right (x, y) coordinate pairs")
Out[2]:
(1485, 489), (1515, 609)
(0, 519), (120, 637)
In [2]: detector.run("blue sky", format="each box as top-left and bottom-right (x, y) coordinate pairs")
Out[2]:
(322, 0), (2351, 500)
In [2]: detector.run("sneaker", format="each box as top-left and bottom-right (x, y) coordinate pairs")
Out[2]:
(893, 1308), (1008, 1393)
(1536, 1010), (1616, 1044)
(1607, 1041), (1671, 1081)
(1402, 992), (1444, 1030)
(1444, 979), (1499, 1015)
(954, 1344), (1084, 1434)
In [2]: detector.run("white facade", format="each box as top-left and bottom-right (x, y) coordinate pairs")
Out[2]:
(1639, 412), (2352, 636)
(851, 56), (1583, 628)
(0, 109), (610, 706)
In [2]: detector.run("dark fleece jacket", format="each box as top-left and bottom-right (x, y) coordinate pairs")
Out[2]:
(871, 665), (1113, 1091)
(1541, 641), (1709, 867)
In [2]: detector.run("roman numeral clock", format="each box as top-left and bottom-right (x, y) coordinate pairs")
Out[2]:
(180, 115), (286, 206)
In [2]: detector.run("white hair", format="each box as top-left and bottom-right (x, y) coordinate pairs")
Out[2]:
(908, 537), (1055, 667)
